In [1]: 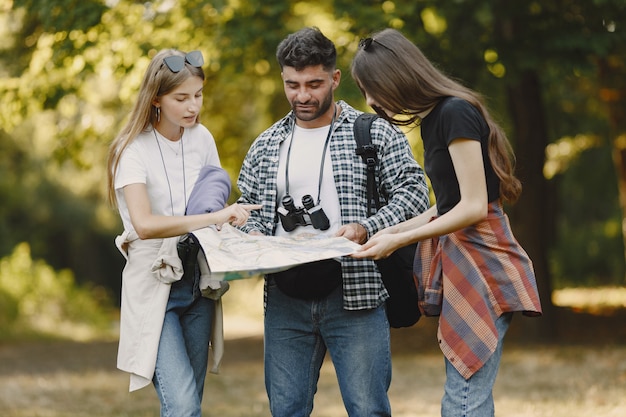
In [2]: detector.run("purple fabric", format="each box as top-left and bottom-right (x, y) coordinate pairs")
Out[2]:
(186, 165), (231, 214)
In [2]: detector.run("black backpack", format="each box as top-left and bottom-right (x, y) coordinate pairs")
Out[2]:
(354, 113), (421, 328)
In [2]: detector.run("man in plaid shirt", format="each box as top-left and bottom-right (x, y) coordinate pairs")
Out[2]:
(236, 27), (429, 417)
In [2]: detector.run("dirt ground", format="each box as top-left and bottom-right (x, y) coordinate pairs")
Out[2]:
(1, 283), (626, 417)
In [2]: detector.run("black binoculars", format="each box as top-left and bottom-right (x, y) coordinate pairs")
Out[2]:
(277, 194), (330, 232)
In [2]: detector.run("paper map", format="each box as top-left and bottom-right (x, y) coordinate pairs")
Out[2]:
(191, 224), (361, 281)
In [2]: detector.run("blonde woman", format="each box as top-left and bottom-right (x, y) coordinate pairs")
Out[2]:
(351, 29), (542, 417)
(106, 49), (259, 416)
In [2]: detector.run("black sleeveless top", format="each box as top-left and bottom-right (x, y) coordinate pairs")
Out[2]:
(420, 97), (500, 215)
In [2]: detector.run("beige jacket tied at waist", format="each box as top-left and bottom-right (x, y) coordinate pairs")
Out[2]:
(115, 230), (224, 392)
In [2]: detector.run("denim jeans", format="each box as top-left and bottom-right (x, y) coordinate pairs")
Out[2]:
(441, 312), (513, 417)
(153, 266), (213, 417)
(264, 277), (392, 417)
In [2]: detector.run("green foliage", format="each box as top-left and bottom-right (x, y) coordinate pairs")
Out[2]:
(0, 243), (116, 341)
(550, 143), (625, 287)
(1, 0), (625, 309)
(13, 0), (107, 33)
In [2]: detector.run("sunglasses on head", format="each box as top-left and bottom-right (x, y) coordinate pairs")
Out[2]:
(358, 37), (395, 54)
(162, 50), (204, 73)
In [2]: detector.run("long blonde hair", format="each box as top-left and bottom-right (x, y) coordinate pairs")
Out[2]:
(106, 49), (205, 207)
(351, 29), (521, 203)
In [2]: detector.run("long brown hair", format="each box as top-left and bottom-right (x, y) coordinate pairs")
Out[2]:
(106, 49), (205, 207)
(351, 29), (521, 203)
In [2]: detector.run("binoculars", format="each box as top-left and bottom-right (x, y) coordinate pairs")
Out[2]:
(277, 194), (330, 232)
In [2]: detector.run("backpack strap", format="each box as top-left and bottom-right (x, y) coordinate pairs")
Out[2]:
(354, 113), (381, 217)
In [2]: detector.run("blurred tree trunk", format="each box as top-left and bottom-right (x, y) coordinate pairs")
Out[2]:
(506, 71), (557, 341)
(492, 2), (559, 340)
(600, 56), (626, 282)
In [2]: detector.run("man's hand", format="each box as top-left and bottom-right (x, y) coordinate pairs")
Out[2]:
(335, 223), (368, 244)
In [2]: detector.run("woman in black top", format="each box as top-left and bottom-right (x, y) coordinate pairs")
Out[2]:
(351, 29), (541, 417)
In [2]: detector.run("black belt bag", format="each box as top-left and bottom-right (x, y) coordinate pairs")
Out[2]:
(269, 259), (342, 300)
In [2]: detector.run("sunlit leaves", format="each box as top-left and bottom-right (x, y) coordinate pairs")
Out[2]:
(544, 134), (601, 179)
(484, 49), (505, 78)
(420, 7), (446, 35)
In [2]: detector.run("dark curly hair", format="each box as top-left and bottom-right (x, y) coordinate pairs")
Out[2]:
(276, 27), (336, 71)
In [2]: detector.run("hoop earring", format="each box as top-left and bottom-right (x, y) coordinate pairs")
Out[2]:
(155, 106), (161, 122)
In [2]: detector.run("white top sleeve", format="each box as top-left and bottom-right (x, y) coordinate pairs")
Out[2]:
(114, 124), (221, 232)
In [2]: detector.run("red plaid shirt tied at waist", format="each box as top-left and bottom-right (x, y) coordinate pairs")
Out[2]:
(414, 200), (542, 379)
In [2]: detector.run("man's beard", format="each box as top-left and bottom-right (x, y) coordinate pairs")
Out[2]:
(292, 91), (333, 122)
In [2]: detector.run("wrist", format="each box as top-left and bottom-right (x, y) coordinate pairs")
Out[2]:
(355, 222), (368, 244)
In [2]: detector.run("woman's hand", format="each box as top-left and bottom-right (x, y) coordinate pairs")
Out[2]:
(351, 233), (402, 260)
(215, 203), (262, 228)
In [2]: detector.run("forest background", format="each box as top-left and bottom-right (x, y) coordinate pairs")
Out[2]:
(1, 0), (625, 342)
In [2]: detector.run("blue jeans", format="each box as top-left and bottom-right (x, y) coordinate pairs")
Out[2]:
(153, 266), (213, 417)
(264, 277), (392, 417)
(441, 312), (513, 417)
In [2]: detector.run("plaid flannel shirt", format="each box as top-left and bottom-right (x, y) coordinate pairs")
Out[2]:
(415, 200), (541, 378)
(237, 101), (430, 310)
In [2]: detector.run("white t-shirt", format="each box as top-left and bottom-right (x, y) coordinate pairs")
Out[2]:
(275, 123), (341, 238)
(114, 124), (221, 233)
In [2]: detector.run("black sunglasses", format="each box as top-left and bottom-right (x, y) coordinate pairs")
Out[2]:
(358, 37), (395, 54)
(162, 50), (204, 73)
